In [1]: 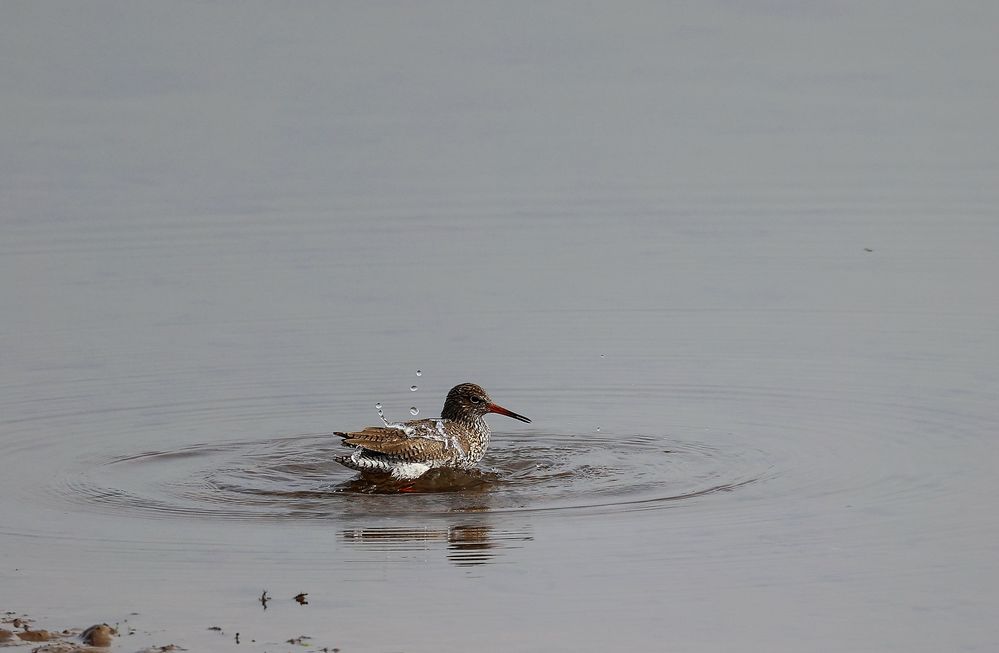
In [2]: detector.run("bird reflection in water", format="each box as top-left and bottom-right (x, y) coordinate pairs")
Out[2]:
(336, 468), (531, 566)
(342, 520), (531, 567)
(334, 467), (500, 494)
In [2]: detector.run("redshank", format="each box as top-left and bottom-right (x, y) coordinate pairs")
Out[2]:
(334, 383), (531, 480)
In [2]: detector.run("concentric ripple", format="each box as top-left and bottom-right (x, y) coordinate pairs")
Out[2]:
(53, 428), (772, 521)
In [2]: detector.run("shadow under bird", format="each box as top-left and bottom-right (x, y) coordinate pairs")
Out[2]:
(334, 383), (531, 480)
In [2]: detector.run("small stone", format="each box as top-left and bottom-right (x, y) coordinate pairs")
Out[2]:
(18, 628), (54, 642)
(81, 624), (116, 647)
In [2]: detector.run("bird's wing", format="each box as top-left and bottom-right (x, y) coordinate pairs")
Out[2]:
(335, 422), (459, 460)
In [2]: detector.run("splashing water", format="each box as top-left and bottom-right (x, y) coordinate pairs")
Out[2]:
(376, 402), (390, 426)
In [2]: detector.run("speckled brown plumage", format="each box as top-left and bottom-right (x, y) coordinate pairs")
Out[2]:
(334, 383), (531, 479)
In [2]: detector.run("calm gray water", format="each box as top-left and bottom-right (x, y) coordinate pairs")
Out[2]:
(2, 3), (998, 652)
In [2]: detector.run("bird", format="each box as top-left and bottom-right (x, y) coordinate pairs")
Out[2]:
(334, 383), (531, 480)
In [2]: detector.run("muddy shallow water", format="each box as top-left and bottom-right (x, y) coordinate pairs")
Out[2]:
(3, 3), (999, 652)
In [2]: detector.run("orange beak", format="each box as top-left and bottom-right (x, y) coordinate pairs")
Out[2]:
(486, 402), (531, 423)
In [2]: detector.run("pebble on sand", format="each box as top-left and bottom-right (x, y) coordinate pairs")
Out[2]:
(17, 628), (56, 642)
(81, 624), (116, 647)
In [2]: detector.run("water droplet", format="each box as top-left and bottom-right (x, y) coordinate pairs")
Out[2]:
(410, 407), (419, 416)
(596, 426), (601, 432)
(375, 403), (382, 410)
(410, 385), (418, 391)
(600, 354), (606, 359)
(415, 370), (422, 377)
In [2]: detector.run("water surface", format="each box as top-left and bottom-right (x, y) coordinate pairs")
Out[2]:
(2, 3), (998, 651)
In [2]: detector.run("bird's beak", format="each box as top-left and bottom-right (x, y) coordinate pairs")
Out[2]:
(486, 403), (531, 423)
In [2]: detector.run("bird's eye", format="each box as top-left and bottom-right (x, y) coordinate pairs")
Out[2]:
(469, 396), (484, 404)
